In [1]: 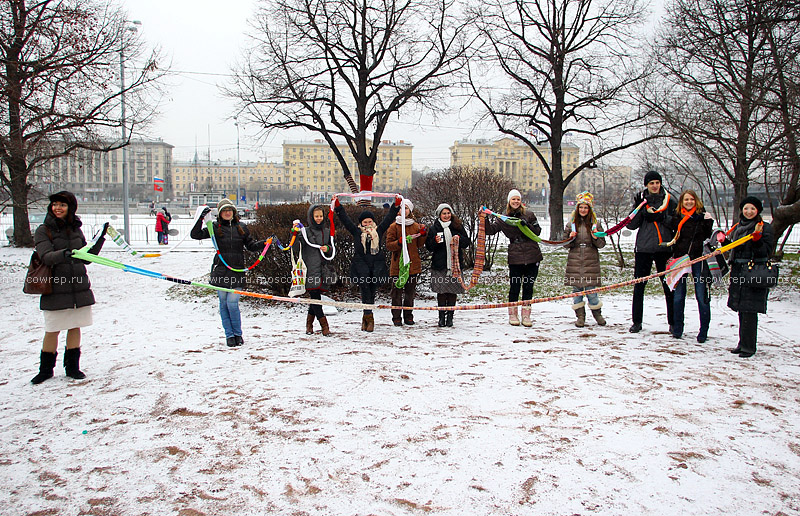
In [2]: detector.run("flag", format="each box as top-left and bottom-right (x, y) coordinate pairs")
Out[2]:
(154, 184), (163, 192)
(153, 177), (165, 183)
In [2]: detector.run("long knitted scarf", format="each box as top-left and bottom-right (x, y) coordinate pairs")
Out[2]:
(449, 211), (487, 291)
(592, 200), (646, 238)
(662, 206), (696, 247)
(481, 207), (575, 246)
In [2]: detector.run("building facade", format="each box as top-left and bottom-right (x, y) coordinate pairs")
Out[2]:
(282, 139), (413, 200)
(170, 159), (289, 204)
(449, 138), (581, 203)
(31, 139), (173, 201)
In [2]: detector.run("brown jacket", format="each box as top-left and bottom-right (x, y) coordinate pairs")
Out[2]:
(386, 220), (427, 276)
(563, 222), (606, 288)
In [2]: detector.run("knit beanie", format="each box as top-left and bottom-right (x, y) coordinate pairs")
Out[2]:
(576, 191), (594, 208)
(435, 203), (453, 218)
(643, 170), (662, 186)
(739, 195), (763, 214)
(359, 210), (376, 223)
(507, 189), (522, 203)
(401, 198), (414, 213)
(217, 198), (235, 212)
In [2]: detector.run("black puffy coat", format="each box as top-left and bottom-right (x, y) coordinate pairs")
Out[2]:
(293, 205), (337, 291)
(191, 215), (262, 289)
(727, 220), (774, 314)
(628, 189), (677, 253)
(667, 210), (714, 259)
(485, 209), (543, 265)
(34, 212), (103, 311)
(334, 204), (399, 285)
(425, 219), (471, 271)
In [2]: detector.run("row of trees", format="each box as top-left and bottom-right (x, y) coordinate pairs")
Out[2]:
(2, 0), (798, 248)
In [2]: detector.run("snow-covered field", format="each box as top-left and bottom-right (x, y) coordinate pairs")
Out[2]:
(1, 246), (799, 515)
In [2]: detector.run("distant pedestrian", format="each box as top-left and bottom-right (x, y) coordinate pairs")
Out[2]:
(155, 207), (171, 245)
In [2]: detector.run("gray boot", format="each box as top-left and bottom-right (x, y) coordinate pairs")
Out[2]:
(591, 308), (606, 326)
(573, 304), (586, 328)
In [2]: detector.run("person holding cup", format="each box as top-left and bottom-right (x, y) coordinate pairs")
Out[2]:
(425, 203), (471, 327)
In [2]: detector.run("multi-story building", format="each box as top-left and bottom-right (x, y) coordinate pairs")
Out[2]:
(282, 139), (413, 200)
(171, 159), (289, 204)
(31, 139), (173, 201)
(449, 137), (581, 203)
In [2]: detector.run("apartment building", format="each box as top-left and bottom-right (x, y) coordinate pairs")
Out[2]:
(282, 139), (413, 199)
(31, 139), (173, 201)
(449, 137), (581, 202)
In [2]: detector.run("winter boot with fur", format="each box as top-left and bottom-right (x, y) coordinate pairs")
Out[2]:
(364, 313), (375, 332)
(361, 313), (368, 331)
(319, 316), (331, 336)
(508, 307), (520, 326)
(521, 308), (533, 327)
(31, 351), (57, 385)
(573, 304), (586, 328)
(590, 306), (606, 326)
(63, 347), (86, 380)
(306, 314), (315, 335)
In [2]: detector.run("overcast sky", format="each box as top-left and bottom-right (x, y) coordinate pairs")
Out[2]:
(125, 0), (664, 170)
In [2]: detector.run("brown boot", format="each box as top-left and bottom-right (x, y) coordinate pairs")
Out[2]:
(319, 316), (331, 336)
(590, 307), (606, 326)
(573, 305), (586, 328)
(364, 313), (375, 332)
(306, 314), (315, 335)
(361, 313), (368, 331)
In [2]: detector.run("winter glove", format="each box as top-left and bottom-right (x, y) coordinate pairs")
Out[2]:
(333, 197), (341, 208)
(63, 249), (73, 261)
(200, 207), (212, 218)
(98, 222), (109, 239)
(419, 225), (427, 236)
(394, 195), (403, 207)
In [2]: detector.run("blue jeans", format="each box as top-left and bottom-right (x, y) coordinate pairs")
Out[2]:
(672, 262), (711, 338)
(218, 291), (242, 338)
(571, 286), (600, 308)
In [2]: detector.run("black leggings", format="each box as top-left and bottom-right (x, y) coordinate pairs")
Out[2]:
(359, 281), (378, 314)
(508, 262), (539, 302)
(631, 252), (674, 325)
(307, 290), (325, 319)
(437, 293), (458, 307)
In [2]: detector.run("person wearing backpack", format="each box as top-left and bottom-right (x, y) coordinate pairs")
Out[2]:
(31, 191), (106, 384)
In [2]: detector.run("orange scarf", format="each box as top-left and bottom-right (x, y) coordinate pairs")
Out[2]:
(663, 206), (696, 247)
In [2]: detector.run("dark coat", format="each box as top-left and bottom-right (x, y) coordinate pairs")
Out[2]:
(628, 189), (678, 254)
(485, 209), (543, 265)
(667, 210), (714, 259)
(563, 221), (606, 288)
(293, 205), (337, 291)
(191, 215), (262, 289)
(34, 212), (103, 311)
(727, 220), (774, 314)
(425, 219), (471, 271)
(386, 218), (428, 276)
(335, 204), (399, 284)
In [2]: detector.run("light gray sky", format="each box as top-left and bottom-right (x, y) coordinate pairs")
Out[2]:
(125, 0), (664, 169)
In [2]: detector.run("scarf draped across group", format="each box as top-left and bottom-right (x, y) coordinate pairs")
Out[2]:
(481, 207), (575, 246)
(662, 205), (696, 247)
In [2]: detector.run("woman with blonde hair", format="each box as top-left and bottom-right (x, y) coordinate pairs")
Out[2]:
(564, 192), (606, 327)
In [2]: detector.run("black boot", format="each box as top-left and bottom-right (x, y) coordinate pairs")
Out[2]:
(226, 336), (238, 347)
(445, 311), (454, 327)
(438, 310), (446, 327)
(235, 335), (244, 347)
(31, 351), (57, 384)
(63, 348), (86, 380)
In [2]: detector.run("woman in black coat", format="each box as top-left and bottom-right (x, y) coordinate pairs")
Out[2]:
(334, 196), (401, 332)
(191, 198), (264, 347)
(665, 190), (714, 342)
(31, 191), (106, 384)
(425, 203), (471, 327)
(727, 196), (774, 358)
(293, 204), (337, 336)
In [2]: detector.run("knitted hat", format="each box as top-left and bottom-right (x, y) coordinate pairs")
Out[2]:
(401, 198), (414, 213)
(739, 195), (763, 214)
(643, 170), (662, 186)
(576, 191), (594, 208)
(435, 203), (453, 218)
(217, 198), (235, 212)
(49, 191), (78, 213)
(359, 210), (376, 223)
(507, 189), (522, 203)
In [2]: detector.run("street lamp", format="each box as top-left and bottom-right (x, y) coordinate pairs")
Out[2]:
(234, 117), (241, 206)
(120, 20), (141, 240)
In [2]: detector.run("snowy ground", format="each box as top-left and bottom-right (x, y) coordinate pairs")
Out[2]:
(1, 246), (799, 515)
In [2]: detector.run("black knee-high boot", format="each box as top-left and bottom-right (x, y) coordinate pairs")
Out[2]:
(64, 347), (86, 379)
(31, 351), (57, 384)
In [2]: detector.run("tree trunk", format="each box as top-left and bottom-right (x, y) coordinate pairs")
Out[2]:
(9, 162), (33, 247)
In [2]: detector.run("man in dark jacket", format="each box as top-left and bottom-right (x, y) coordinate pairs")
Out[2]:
(628, 171), (678, 333)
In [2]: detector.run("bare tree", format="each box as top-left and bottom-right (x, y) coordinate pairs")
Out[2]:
(0, 0), (163, 246)
(646, 0), (782, 215)
(409, 165), (513, 269)
(467, 0), (657, 239)
(228, 0), (468, 196)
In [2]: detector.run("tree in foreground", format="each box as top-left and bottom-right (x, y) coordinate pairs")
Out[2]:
(0, 0), (163, 246)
